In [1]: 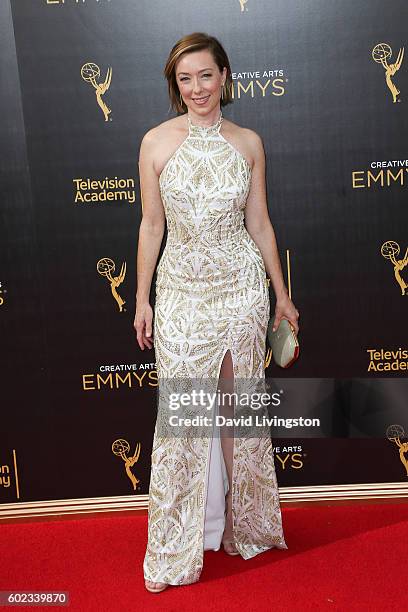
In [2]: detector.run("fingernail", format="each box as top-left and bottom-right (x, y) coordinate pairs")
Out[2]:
(146, 332), (151, 337)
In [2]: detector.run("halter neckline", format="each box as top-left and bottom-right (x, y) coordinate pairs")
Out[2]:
(187, 110), (223, 135)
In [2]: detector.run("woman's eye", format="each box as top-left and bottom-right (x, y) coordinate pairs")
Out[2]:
(180, 74), (212, 81)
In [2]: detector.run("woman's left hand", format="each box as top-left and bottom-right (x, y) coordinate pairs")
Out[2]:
(273, 293), (300, 335)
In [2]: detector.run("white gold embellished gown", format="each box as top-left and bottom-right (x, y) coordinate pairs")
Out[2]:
(143, 110), (287, 586)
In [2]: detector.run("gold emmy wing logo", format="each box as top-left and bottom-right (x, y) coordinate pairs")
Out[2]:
(112, 439), (141, 491)
(81, 62), (112, 121)
(387, 424), (408, 476)
(381, 241), (408, 296)
(97, 257), (126, 312)
(372, 43), (404, 103)
(238, 0), (249, 11)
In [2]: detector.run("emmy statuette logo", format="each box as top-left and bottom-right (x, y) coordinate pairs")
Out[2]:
(381, 241), (408, 296)
(97, 258), (126, 312)
(238, 0), (248, 11)
(81, 62), (112, 121)
(387, 424), (408, 476)
(112, 439), (141, 491)
(372, 43), (404, 103)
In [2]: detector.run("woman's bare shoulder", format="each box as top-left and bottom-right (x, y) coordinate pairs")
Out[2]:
(224, 117), (263, 144)
(222, 117), (264, 167)
(139, 116), (188, 176)
(141, 115), (185, 147)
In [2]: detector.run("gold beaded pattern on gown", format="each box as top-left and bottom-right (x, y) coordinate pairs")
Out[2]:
(143, 110), (287, 585)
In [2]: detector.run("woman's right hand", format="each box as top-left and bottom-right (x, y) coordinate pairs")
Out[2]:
(134, 301), (154, 350)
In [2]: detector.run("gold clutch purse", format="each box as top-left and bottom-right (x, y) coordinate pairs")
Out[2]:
(267, 316), (299, 368)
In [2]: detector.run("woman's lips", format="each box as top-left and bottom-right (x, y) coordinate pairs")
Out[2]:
(193, 95), (210, 105)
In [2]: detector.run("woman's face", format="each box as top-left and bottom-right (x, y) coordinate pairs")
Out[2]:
(175, 49), (227, 114)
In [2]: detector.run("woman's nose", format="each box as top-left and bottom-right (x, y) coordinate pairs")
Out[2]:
(192, 78), (202, 93)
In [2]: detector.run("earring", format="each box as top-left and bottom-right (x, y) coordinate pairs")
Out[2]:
(221, 84), (224, 100)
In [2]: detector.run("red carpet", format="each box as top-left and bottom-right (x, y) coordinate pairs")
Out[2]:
(0, 502), (407, 611)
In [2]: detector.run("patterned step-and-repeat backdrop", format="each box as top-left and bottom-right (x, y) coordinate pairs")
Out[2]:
(1, 0), (407, 506)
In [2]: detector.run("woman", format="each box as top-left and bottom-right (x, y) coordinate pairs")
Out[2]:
(134, 32), (299, 593)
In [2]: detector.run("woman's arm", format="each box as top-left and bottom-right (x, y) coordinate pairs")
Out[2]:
(134, 130), (166, 349)
(244, 130), (299, 334)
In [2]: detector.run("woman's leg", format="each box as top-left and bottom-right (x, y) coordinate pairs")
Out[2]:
(217, 349), (237, 553)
